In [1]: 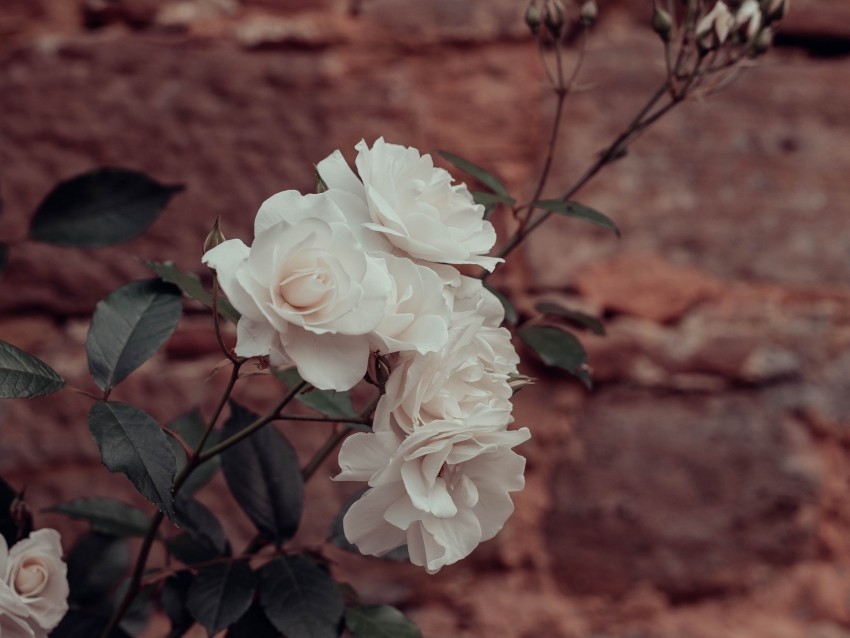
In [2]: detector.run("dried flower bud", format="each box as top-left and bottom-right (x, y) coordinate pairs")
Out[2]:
(544, 0), (565, 37)
(735, 0), (762, 42)
(751, 25), (773, 55)
(696, 1), (735, 49)
(525, 1), (542, 35)
(652, 5), (674, 41)
(760, 0), (789, 21)
(203, 216), (226, 254)
(580, 0), (598, 26)
(507, 372), (535, 394)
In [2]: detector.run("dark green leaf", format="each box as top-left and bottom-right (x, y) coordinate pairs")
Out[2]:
(519, 326), (591, 389)
(438, 151), (514, 201)
(67, 532), (129, 607)
(146, 261), (240, 323)
(221, 401), (303, 544)
(116, 582), (154, 637)
(166, 533), (220, 566)
(275, 368), (357, 420)
(187, 561), (256, 635)
(161, 571), (195, 638)
(175, 494), (230, 556)
(167, 410), (221, 495)
(258, 556), (343, 638)
(345, 605), (421, 638)
(87, 279), (182, 392)
(533, 199), (620, 237)
(226, 602), (281, 638)
(29, 168), (182, 247)
(88, 401), (177, 522)
(0, 340), (65, 399)
(0, 476), (30, 546)
(535, 301), (605, 335)
(483, 284), (518, 326)
(0, 243), (7, 278)
(329, 489), (409, 562)
(50, 610), (132, 638)
(47, 498), (151, 537)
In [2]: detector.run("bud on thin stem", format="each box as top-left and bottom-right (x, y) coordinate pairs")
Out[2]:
(203, 216), (226, 254)
(652, 4), (674, 41)
(544, 0), (565, 38)
(525, 1), (542, 35)
(580, 0), (598, 26)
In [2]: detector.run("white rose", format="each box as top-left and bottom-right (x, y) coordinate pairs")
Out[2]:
(374, 308), (519, 435)
(335, 418), (530, 573)
(1, 530), (69, 637)
(317, 138), (502, 271)
(203, 191), (392, 391)
(369, 253), (452, 356)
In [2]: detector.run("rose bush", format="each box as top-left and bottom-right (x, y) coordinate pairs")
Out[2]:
(0, 530), (69, 638)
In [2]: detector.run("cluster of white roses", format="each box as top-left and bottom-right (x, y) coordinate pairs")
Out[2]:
(204, 138), (530, 573)
(0, 530), (68, 637)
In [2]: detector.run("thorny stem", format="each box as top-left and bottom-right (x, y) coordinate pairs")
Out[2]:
(101, 362), (281, 638)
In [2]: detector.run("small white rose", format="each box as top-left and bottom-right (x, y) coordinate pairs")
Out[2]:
(1, 530), (69, 637)
(374, 307), (519, 436)
(203, 191), (392, 391)
(336, 417), (530, 573)
(317, 138), (502, 271)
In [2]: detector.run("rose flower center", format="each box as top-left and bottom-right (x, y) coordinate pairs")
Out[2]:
(279, 268), (332, 309)
(14, 558), (49, 597)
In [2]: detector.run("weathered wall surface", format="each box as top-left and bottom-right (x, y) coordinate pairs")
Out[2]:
(2, 1), (850, 636)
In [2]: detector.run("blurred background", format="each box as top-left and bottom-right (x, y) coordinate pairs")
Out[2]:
(2, 0), (850, 636)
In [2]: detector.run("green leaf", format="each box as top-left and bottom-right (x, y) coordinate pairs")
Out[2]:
(472, 191), (512, 219)
(483, 284), (518, 326)
(28, 168), (182, 247)
(226, 602), (281, 637)
(50, 610), (133, 638)
(258, 556), (344, 638)
(275, 368), (357, 420)
(47, 498), (151, 537)
(187, 561), (256, 635)
(345, 605), (421, 638)
(535, 301), (605, 335)
(0, 340), (65, 399)
(329, 489), (409, 562)
(161, 571), (195, 638)
(87, 279), (182, 392)
(174, 494), (230, 557)
(221, 401), (304, 544)
(146, 261), (240, 323)
(168, 410), (221, 495)
(533, 199), (620, 237)
(519, 325), (592, 389)
(438, 151), (514, 202)
(67, 532), (130, 607)
(88, 401), (178, 522)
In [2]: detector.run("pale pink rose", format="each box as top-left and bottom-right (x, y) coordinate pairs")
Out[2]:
(317, 138), (502, 271)
(203, 191), (392, 391)
(374, 307), (519, 436)
(335, 418), (530, 573)
(1, 530), (69, 637)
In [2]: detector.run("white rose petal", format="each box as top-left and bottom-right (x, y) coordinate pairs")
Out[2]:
(203, 192), (392, 391)
(336, 418), (530, 573)
(1, 530), (69, 636)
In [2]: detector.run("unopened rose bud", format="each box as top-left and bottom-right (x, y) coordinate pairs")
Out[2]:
(525, 1), (542, 35)
(203, 217), (226, 254)
(544, 0), (565, 37)
(750, 25), (773, 55)
(580, 0), (598, 26)
(696, 1), (735, 49)
(652, 5), (674, 41)
(735, 0), (762, 42)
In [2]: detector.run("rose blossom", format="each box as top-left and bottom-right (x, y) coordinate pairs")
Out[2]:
(0, 530), (69, 637)
(317, 138), (502, 271)
(373, 285), (519, 435)
(336, 417), (530, 573)
(203, 190), (392, 391)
